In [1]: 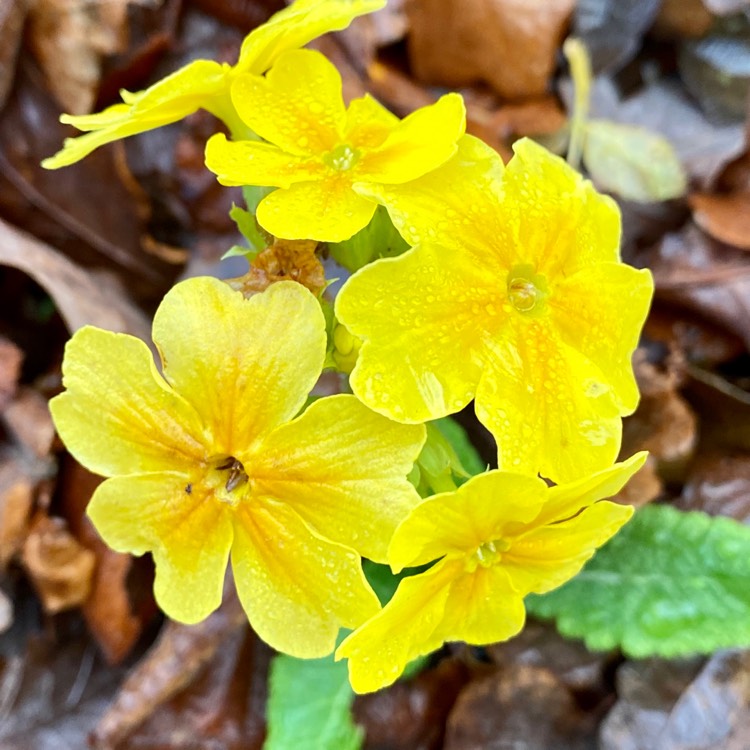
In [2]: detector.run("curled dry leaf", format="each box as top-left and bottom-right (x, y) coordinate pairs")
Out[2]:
(91, 577), (248, 749)
(0, 335), (22, 410)
(689, 191), (750, 250)
(652, 0), (713, 39)
(0, 217), (148, 338)
(677, 452), (750, 523)
(20, 512), (96, 614)
(4, 388), (56, 460)
(354, 658), (471, 750)
(445, 664), (598, 750)
(335, 0), (407, 69)
(0, 0), (28, 109)
(406, 0), (575, 100)
(0, 458), (35, 568)
(27, 0), (163, 114)
(227, 239), (326, 297)
(600, 651), (750, 750)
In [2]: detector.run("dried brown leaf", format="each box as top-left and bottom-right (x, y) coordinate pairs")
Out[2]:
(0, 458), (35, 567)
(4, 387), (56, 459)
(445, 664), (598, 750)
(0, 0), (28, 109)
(0, 335), (22, 410)
(689, 191), (750, 250)
(407, 0), (575, 100)
(677, 452), (750, 523)
(21, 512), (96, 613)
(600, 651), (750, 750)
(653, 0), (713, 39)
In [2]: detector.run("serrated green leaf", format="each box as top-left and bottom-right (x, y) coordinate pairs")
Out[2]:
(527, 505), (750, 658)
(583, 120), (687, 202)
(264, 650), (363, 750)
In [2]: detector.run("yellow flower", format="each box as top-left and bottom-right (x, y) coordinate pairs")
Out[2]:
(335, 136), (654, 482)
(336, 452), (646, 693)
(42, 0), (385, 169)
(204, 49), (465, 242)
(49, 278), (425, 658)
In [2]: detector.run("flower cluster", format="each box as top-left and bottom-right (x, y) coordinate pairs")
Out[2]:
(45, 0), (653, 694)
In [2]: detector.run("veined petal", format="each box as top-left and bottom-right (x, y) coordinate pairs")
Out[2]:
(357, 135), (506, 252)
(336, 559), (457, 694)
(500, 138), (622, 276)
(232, 50), (344, 155)
(502, 500), (633, 596)
(256, 177), (376, 241)
(49, 327), (205, 477)
(88, 472), (233, 624)
(42, 60), (228, 169)
(337, 243), (490, 423)
(532, 452), (647, 528)
(231, 499), (380, 658)
(551, 263), (654, 414)
(356, 93), (465, 184)
(344, 94), (399, 148)
(389, 471), (547, 571)
(475, 317), (622, 483)
(238, 0), (386, 74)
(248, 394), (425, 563)
(205, 133), (325, 189)
(152, 278), (326, 456)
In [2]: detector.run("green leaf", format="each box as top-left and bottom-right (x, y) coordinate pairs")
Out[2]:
(583, 120), (687, 202)
(264, 649), (363, 750)
(527, 504), (750, 658)
(433, 417), (486, 478)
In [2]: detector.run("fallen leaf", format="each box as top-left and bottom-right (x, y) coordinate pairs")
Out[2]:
(573, 0), (660, 73)
(0, 0), (28, 109)
(0, 457), (35, 567)
(653, 0), (713, 39)
(600, 651), (750, 750)
(27, 0), (163, 114)
(677, 452), (750, 523)
(0, 217), (149, 338)
(20, 512), (96, 614)
(3, 387), (56, 460)
(689, 191), (750, 250)
(335, 0), (407, 69)
(0, 335), (22, 410)
(583, 119), (687, 202)
(354, 658), (471, 750)
(444, 664), (598, 750)
(91, 576), (248, 749)
(406, 0), (575, 100)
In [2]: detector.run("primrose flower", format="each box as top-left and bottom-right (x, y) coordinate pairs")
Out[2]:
(204, 49), (465, 242)
(42, 0), (385, 169)
(336, 136), (654, 482)
(337, 451), (646, 693)
(49, 278), (425, 658)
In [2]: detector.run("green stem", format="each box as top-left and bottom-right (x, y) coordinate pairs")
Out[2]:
(563, 38), (592, 171)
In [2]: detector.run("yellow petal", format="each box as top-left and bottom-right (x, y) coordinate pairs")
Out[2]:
(238, 0), (386, 74)
(338, 560), (525, 693)
(336, 560), (457, 693)
(152, 278), (326, 456)
(502, 500), (633, 596)
(500, 138), (622, 275)
(42, 61), (227, 169)
(551, 263), (654, 414)
(256, 177), (376, 241)
(344, 94), (399, 148)
(248, 394), (425, 563)
(389, 471), (547, 571)
(231, 499), (380, 658)
(357, 134), (506, 250)
(532, 451), (647, 528)
(88, 472), (233, 624)
(49, 327), (205, 477)
(336, 243), (489, 423)
(475, 317), (622, 483)
(356, 93), (465, 184)
(232, 49), (344, 155)
(205, 133), (325, 189)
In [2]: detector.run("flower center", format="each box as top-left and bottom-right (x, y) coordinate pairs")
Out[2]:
(506, 264), (548, 315)
(216, 456), (248, 492)
(324, 143), (360, 172)
(467, 537), (512, 571)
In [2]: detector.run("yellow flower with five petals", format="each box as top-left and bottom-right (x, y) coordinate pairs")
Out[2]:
(335, 135), (654, 482)
(204, 48), (466, 242)
(42, 0), (385, 169)
(336, 452), (646, 693)
(49, 278), (425, 658)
